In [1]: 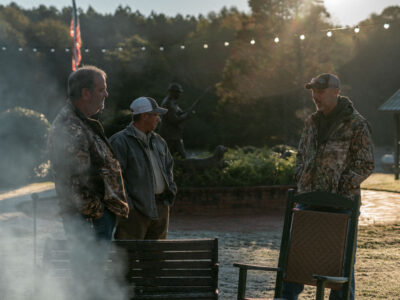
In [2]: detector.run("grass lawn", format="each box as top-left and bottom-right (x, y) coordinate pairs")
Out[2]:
(356, 223), (400, 299)
(361, 173), (400, 193)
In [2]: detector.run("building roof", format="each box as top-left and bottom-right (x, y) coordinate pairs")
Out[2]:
(379, 89), (400, 111)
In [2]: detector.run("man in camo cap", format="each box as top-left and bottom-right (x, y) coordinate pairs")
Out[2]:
(282, 73), (374, 300)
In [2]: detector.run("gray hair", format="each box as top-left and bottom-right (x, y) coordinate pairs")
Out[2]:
(68, 65), (107, 102)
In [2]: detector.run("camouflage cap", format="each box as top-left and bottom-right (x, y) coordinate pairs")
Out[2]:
(305, 73), (340, 90)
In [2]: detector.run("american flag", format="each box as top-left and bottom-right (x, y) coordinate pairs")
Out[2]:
(70, 0), (82, 71)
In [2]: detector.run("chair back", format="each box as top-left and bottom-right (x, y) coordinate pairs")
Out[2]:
(274, 190), (360, 298)
(285, 210), (349, 289)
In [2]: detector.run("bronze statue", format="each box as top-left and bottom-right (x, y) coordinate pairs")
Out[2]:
(159, 83), (204, 158)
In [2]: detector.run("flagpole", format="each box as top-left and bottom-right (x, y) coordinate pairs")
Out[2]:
(72, 0), (78, 71)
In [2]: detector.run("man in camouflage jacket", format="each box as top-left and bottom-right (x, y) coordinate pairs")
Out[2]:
(49, 66), (129, 234)
(283, 73), (374, 300)
(295, 74), (374, 198)
(48, 66), (129, 299)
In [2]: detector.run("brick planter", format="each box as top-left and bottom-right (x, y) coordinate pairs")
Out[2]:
(172, 185), (296, 216)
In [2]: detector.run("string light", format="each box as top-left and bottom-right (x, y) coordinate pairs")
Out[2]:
(1, 21), (397, 56)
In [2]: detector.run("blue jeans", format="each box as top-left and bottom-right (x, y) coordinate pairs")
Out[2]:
(282, 205), (357, 300)
(62, 209), (116, 299)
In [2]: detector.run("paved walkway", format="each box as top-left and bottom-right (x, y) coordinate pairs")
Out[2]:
(0, 184), (398, 299)
(359, 190), (400, 225)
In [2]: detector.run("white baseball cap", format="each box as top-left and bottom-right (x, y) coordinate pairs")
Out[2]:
(129, 97), (168, 116)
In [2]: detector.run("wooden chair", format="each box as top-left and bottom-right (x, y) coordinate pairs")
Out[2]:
(234, 190), (360, 300)
(42, 238), (219, 300)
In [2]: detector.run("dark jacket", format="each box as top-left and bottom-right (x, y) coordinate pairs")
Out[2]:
(48, 101), (129, 219)
(110, 124), (177, 220)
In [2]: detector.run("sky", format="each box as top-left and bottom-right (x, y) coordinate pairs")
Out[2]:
(0, 0), (399, 26)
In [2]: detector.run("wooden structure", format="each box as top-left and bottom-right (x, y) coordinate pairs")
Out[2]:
(43, 238), (219, 299)
(379, 89), (400, 179)
(234, 190), (360, 300)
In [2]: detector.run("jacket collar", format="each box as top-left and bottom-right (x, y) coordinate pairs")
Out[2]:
(67, 100), (87, 121)
(67, 100), (116, 153)
(311, 96), (354, 124)
(126, 123), (155, 140)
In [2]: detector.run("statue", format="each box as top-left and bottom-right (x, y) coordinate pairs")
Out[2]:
(159, 83), (226, 172)
(159, 83), (205, 158)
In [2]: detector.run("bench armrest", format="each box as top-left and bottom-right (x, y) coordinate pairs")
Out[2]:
(233, 263), (280, 272)
(234, 263), (280, 299)
(313, 275), (349, 300)
(312, 275), (349, 284)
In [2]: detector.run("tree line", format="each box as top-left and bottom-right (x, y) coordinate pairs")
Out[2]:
(1, 1), (399, 150)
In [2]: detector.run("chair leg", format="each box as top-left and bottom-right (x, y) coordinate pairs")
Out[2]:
(237, 268), (248, 300)
(316, 280), (326, 300)
(342, 282), (351, 300)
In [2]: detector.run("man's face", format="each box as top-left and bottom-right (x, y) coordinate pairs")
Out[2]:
(86, 75), (108, 116)
(170, 90), (181, 100)
(143, 112), (161, 133)
(311, 87), (339, 115)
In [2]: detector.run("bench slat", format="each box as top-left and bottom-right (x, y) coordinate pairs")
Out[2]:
(128, 277), (215, 286)
(133, 292), (217, 300)
(126, 269), (214, 277)
(110, 250), (213, 260)
(113, 239), (216, 251)
(42, 238), (218, 300)
(124, 260), (214, 269)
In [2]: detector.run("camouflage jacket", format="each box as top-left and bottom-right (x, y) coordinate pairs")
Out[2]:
(48, 101), (129, 219)
(295, 96), (374, 198)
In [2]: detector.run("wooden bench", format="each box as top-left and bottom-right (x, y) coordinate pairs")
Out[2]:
(43, 238), (219, 299)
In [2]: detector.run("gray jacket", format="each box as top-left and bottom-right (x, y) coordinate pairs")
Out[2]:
(109, 123), (177, 219)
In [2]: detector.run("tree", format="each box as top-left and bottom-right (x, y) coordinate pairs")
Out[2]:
(216, 0), (353, 146)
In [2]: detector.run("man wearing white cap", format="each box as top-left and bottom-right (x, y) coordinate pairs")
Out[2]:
(109, 97), (177, 239)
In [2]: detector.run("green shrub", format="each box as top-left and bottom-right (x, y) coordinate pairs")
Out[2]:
(0, 107), (50, 187)
(175, 146), (296, 187)
(102, 109), (132, 137)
